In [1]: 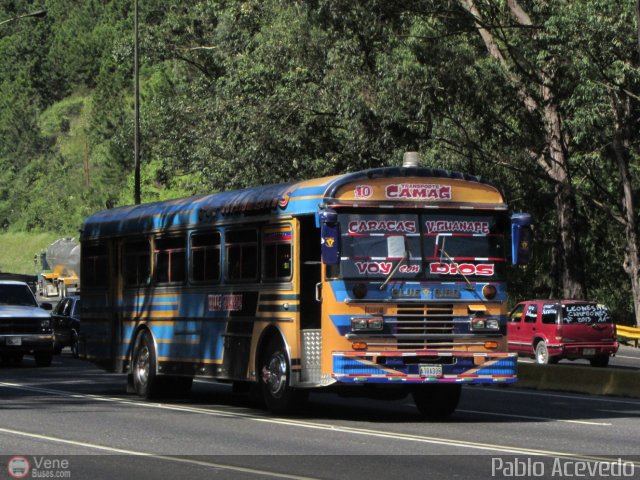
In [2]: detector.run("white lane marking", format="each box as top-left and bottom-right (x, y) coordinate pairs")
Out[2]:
(456, 409), (612, 426)
(615, 355), (640, 360)
(0, 427), (318, 480)
(477, 387), (640, 406)
(0, 381), (635, 465)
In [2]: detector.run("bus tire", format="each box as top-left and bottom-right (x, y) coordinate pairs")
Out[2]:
(259, 337), (306, 413)
(412, 384), (461, 419)
(132, 330), (160, 399)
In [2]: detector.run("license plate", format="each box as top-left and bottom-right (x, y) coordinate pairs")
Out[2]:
(419, 364), (443, 378)
(7, 337), (22, 346)
(583, 348), (596, 356)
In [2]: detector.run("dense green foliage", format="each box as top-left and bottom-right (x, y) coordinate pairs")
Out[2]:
(0, 232), (59, 274)
(0, 1), (639, 322)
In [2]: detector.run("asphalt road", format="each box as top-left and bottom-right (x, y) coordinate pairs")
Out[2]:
(0, 353), (638, 480)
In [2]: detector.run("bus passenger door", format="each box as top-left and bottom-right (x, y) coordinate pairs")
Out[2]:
(299, 217), (321, 329)
(298, 216), (322, 385)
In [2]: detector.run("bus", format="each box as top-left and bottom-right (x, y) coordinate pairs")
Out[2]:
(79, 152), (531, 418)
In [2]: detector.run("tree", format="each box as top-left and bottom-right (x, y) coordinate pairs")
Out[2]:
(456, 0), (587, 299)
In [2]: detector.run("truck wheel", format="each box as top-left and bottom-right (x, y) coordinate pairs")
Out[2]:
(535, 341), (550, 365)
(34, 352), (53, 367)
(132, 330), (160, 399)
(412, 384), (461, 419)
(259, 337), (306, 413)
(590, 355), (609, 367)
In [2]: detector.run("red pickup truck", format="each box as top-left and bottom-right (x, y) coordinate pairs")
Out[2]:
(508, 300), (619, 367)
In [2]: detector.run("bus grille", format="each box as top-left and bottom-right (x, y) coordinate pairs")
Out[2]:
(392, 304), (455, 349)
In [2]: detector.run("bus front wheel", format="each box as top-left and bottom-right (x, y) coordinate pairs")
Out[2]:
(132, 330), (160, 399)
(412, 384), (461, 420)
(259, 338), (306, 413)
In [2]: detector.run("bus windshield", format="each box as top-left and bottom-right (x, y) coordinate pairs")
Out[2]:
(338, 212), (507, 280)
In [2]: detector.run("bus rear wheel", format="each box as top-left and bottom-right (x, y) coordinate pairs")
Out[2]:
(412, 384), (461, 420)
(132, 330), (160, 399)
(259, 338), (306, 413)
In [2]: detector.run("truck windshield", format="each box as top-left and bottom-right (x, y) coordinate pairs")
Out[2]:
(337, 212), (507, 280)
(0, 284), (38, 307)
(562, 304), (611, 324)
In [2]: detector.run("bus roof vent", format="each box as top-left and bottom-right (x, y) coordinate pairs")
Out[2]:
(402, 151), (420, 168)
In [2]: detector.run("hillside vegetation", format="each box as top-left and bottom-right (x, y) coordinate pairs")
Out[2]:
(0, 1), (639, 324)
(0, 232), (60, 274)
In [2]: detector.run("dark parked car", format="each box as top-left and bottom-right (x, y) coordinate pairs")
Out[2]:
(0, 280), (54, 366)
(51, 295), (80, 357)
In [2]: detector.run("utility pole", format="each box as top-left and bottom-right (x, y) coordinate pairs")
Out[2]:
(134, 0), (141, 204)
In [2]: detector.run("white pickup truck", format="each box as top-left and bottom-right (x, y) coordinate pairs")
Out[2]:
(0, 280), (55, 366)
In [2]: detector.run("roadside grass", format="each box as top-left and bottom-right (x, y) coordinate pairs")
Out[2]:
(0, 232), (61, 275)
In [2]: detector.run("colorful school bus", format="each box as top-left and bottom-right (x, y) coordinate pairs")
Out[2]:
(79, 152), (531, 418)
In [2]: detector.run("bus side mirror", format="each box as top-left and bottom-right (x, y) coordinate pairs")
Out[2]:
(511, 213), (532, 265)
(319, 211), (340, 265)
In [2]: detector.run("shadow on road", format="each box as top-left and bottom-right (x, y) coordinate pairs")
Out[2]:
(1, 353), (639, 425)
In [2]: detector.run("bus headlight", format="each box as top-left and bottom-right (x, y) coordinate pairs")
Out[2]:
(352, 283), (368, 299)
(470, 317), (500, 331)
(351, 316), (384, 331)
(482, 284), (497, 299)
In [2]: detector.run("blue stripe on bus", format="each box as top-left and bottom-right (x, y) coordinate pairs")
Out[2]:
(121, 304), (178, 312)
(120, 322), (227, 362)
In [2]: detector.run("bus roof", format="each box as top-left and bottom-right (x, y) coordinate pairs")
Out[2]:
(81, 166), (505, 240)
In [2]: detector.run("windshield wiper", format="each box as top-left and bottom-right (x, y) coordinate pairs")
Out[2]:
(379, 236), (410, 290)
(437, 235), (476, 293)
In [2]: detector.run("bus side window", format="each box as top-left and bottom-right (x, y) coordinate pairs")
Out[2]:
(191, 232), (221, 283)
(123, 241), (150, 286)
(263, 226), (292, 281)
(225, 230), (258, 282)
(154, 236), (186, 284)
(82, 242), (109, 288)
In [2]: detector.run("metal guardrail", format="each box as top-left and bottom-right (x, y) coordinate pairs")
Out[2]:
(617, 324), (640, 347)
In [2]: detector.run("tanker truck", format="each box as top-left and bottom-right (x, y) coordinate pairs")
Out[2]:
(38, 238), (80, 298)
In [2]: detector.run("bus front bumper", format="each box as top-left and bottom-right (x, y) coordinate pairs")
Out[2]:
(332, 351), (517, 384)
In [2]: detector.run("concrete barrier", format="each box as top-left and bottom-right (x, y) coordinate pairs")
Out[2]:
(516, 363), (640, 399)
